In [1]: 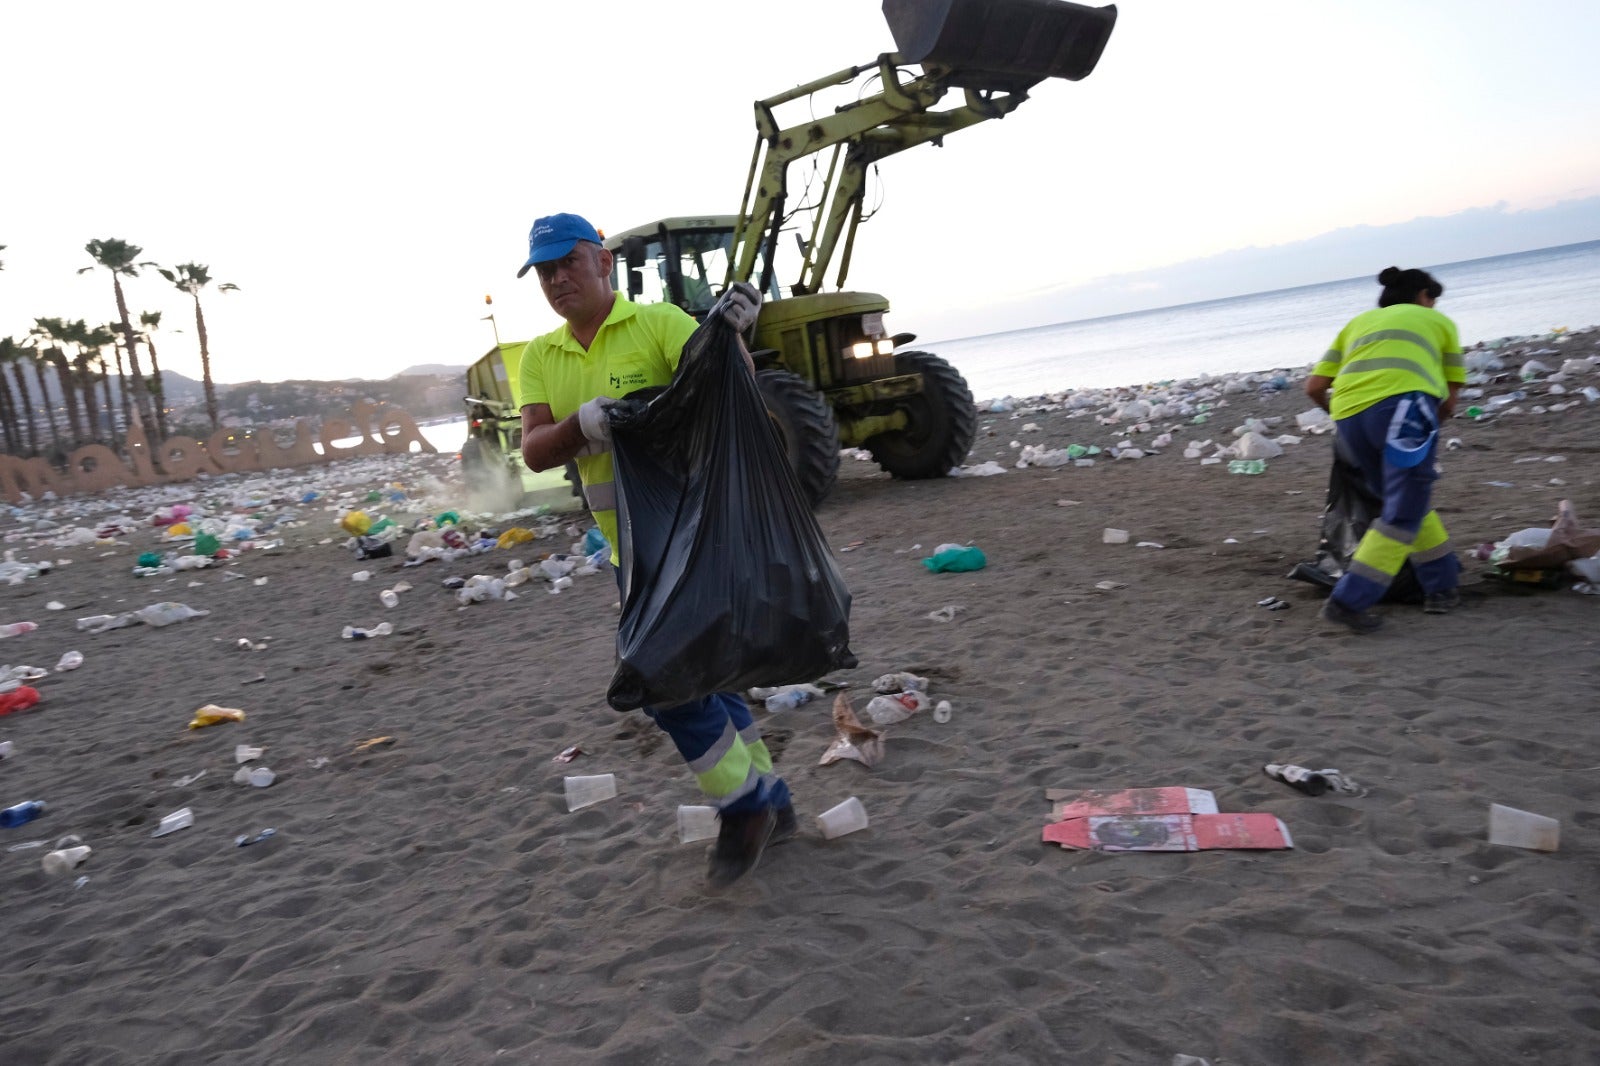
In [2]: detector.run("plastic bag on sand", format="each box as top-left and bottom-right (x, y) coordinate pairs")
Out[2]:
(1499, 500), (1600, 570)
(949, 461), (1007, 477)
(604, 312), (856, 712)
(1234, 431), (1284, 460)
(133, 602), (210, 628)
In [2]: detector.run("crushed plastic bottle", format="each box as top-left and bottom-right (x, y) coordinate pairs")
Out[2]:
(1, 800), (47, 828)
(762, 684), (826, 712)
(54, 651), (84, 672)
(1227, 459), (1267, 475)
(342, 623), (395, 640)
(0, 622), (39, 639)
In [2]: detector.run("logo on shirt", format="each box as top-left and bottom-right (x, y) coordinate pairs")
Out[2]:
(610, 368), (648, 390)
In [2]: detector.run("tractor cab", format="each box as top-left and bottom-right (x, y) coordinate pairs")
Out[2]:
(605, 216), (781, 319)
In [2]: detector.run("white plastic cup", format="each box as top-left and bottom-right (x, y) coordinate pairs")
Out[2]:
(152, 808), (195, 837)
(564, 774), (617, 811)
(933, 700), (953, 724)
(1102, 528), (1130, 544)
(42, 845), (91, 875)
(1488, 803), (1559, 852)
(379, 589), (400, 609)
(234, 766), (276, 787)
(816, 796), (869, 839)
(677, 805), (719, 844)
(352, 570), (372, 582)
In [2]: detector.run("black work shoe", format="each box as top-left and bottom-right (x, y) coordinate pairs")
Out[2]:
(1321, 597), (1383, 634)
(1423, 590), (1461, 614)
(706, 807), (777, 891)
(769, 803), (799, 846)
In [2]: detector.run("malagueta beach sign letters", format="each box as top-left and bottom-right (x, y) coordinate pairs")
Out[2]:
(0, 401), (436, 504)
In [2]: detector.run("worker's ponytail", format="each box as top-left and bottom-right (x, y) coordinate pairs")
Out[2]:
(1377, 266), (1444, 307)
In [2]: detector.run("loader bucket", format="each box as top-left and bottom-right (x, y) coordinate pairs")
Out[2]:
(882, 0), (1117, 91)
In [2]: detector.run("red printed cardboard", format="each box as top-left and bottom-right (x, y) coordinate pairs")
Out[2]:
(1044, 786), (1218, 822)
(1042, 812), (1293, 852)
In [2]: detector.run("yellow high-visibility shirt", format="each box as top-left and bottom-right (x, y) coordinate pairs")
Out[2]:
(1312, 303), (1465, 420)
(518, 294), (698, 559)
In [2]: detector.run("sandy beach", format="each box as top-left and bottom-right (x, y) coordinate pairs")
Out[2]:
(3, 330), (1599, 1065)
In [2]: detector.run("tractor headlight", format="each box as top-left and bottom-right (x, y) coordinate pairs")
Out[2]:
(850, 341), (874, 359)
(875, 338), (894, 355)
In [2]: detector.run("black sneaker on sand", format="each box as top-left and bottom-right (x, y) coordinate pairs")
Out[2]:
(1424, 590), (1461, 614)
(1321, 597), (1383, 634)
(769, 803), (798, 846)
(706, 807), (778, 891)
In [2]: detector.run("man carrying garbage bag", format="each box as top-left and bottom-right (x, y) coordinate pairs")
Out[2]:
(515, 212), (796, 889)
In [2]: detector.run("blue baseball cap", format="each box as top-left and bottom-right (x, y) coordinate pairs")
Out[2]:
(516, 213), (602, 278)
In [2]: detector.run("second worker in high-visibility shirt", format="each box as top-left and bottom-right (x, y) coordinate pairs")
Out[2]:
(1305, 265), (1466, 633)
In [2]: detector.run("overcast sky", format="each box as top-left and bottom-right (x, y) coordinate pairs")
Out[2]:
(4, 0), (1598, 385)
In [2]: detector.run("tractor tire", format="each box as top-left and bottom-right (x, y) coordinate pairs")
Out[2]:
(865, 350), (977, 479)
(757, 369), (841, 508)
(460, 435), (522, 512)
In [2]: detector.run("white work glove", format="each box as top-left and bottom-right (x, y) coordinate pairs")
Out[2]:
(712, 282), (761, 332)
(576, 396), (617, 453)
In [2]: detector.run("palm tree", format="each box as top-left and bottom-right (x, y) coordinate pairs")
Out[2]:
(81, 238), (159, 442)
(158, 262), (238, 431)
(19, 340), (63, 456)
(0, 336), (28, 454)
(0, 249), (15, 454)
(137, 310), (169, 439)
(29, 318), (88, 446)
(83, 324), (121, 442)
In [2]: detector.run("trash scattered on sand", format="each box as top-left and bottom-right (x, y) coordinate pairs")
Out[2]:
(1042, 786), (1292, 852)
(923, 544), (986, 572)
(564, 773), (617, 811)
(1263, 763), (1362, 796)
(677, 805), (718, 844)
(152, 808), (195, 837)
(188, 704), (246, 729)
(819, 694), (884, 768)
(1487, 803), (1559, 852)
(816, 796), (869, 839)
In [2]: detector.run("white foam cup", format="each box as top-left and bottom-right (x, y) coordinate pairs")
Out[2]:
(152, 808), (195, 837)
(42, 845), (91, 875)
(816, 796), (869, 839)
(1488, 803), (1559, 852)
(677, 805), (719, 844)
(564, 774), (617, 811)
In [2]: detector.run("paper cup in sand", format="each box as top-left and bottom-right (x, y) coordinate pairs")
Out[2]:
(1487, 803), (1559, 852)
(564, 774), (617, 811)
(677, 805), (719, 844)
(816, 796), (869, 839)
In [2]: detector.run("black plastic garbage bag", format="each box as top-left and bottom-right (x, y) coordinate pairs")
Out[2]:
(1287, 433), (1422, 604)
(603, 312), (856, 711)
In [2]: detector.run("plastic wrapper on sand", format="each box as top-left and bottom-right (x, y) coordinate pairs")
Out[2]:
(604, 312), (856, 711)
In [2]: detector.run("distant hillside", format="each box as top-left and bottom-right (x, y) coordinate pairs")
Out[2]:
(394, 363), (469, 378)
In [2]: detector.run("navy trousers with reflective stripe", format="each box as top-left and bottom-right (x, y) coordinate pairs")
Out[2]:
(1329, 392), (1460, 610)
(613, 568), (791, 815)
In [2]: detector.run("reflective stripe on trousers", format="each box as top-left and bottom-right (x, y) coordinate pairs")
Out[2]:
(610, 568), (790, 814)
(1329, 392), (1460, 611)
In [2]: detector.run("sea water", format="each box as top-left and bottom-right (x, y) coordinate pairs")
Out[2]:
(929, 240), (1600, 401)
